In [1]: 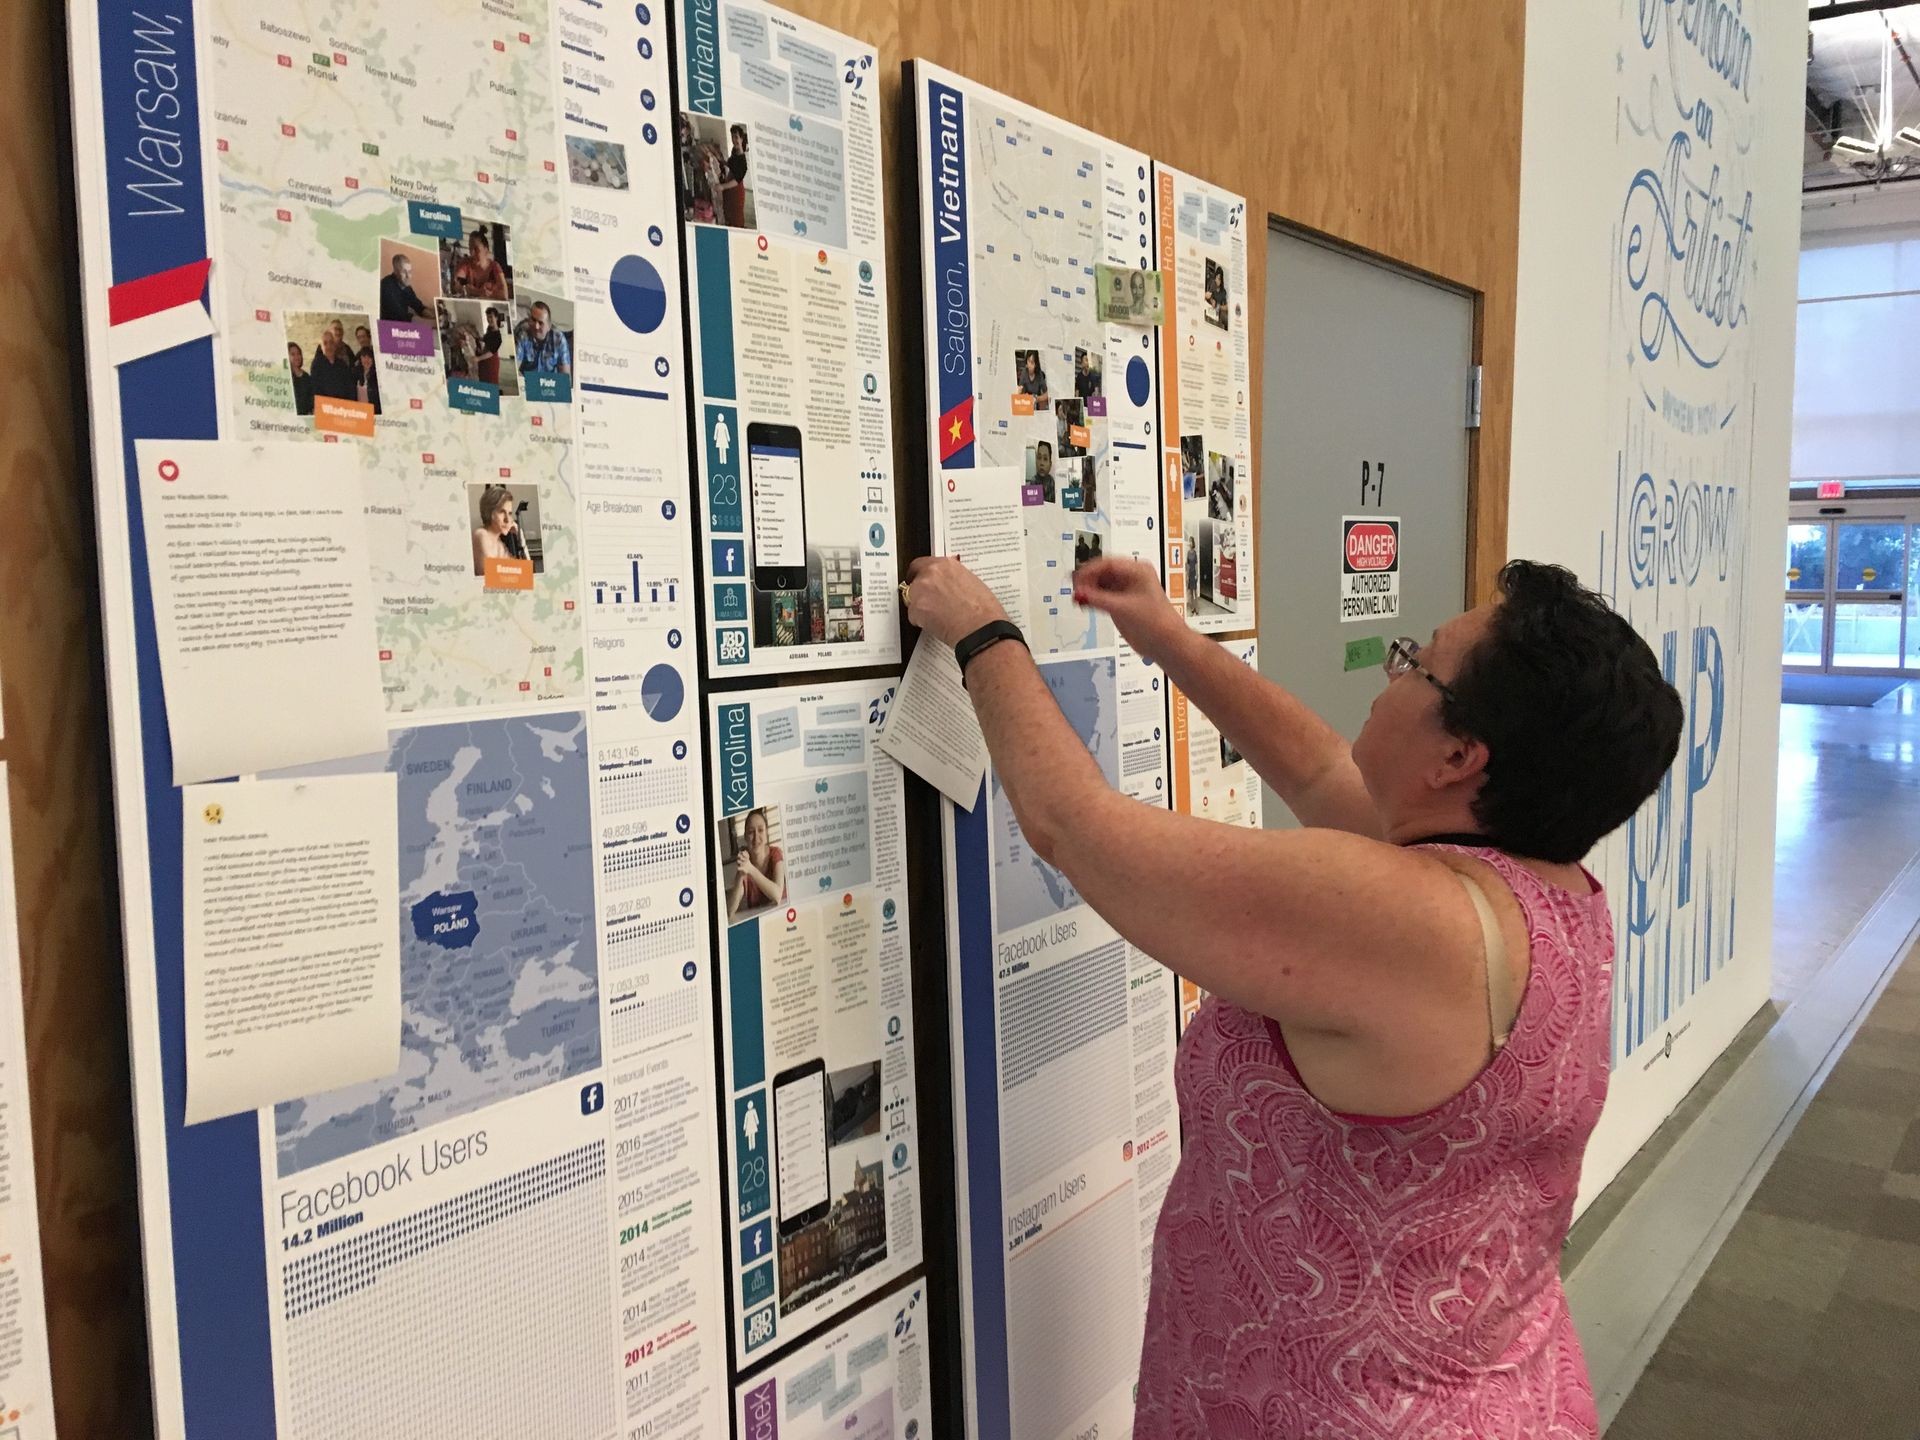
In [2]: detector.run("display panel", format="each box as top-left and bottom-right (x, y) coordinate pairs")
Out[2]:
(710, 679), (922, 1368)
(1155, 165), (1255, 632)
(680, 0), (901, 675)
(66, 3), (727, 1435)
(1168, 638), (1262, 1032)
(914, 60), (1180, 1440)
(735, 1282), (933, 1440)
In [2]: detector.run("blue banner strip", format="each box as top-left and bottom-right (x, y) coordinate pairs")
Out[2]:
(98, 0), (276, 1430)
(727, 923), (767, 1091)
(953, 792), (1010, 1439)
(694, 226), (736, 402)
(926, 78), (975, 470)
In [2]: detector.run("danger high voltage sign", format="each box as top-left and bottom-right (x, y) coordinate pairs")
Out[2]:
(1340, 517), (1400, 623)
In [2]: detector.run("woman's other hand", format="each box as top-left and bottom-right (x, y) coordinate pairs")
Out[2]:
(903, 556), (1009, 647)
(1073, 557), (1185, 664)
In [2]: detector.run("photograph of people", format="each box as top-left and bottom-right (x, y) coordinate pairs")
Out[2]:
(449, 228), (511, 300)
(304, 319), (360, 404)
(679, 114), (755, 228)
(897, 546), (1683, 1438)
(1180, 435), (1205, 500)
(1209, 453), (1235, 523)
(1055, 398), (1086, 457)
(286, 342), (313, 416)
(471, 484), (529, 574)
(1026, 440), (1055, 503)
(1014, 348), (1050, 409)
(516, 297), (572, 376)
(380, 251), (429, 322)
(724, 807), (788, 920)
(677, 113), (717, 222)
(1074, 346), (1103, 400)
(1204, 256), (1229, 330)
(355, 347), (381, 414)
(1073, 530), (1104, 569)
(1080, 461), (1099, 513)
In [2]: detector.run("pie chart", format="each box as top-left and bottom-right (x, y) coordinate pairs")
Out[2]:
(610, 254), (669, 334)
(641, 663), (684, 722)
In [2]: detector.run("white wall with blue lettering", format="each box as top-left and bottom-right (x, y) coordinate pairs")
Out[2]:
(1509, 0), (1802, 1213)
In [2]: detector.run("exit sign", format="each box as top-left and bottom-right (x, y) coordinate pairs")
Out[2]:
(1817, 481), (1846, 499)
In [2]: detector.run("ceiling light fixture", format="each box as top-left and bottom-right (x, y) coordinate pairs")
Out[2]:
(1832, 134), (1881, 157)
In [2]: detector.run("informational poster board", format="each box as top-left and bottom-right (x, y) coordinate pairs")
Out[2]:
(1155, 166), (1255, 632)
(0, 767), (57, 1440)
(1168, 639), (1262, 1032)
(913, 61), (1181, 1440)
(67, 3), (728, 1435)
(709, 680), (921, 1367)
(736, 1282), (932, 1440)
(679, 0), (901, 677)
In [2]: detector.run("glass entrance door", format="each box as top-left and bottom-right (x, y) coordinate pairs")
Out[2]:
(1785, 503), (1918, 675)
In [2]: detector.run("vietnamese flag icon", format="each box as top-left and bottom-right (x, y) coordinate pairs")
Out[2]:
(938, 395), (975, 462)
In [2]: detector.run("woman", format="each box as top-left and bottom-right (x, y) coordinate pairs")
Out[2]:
(457, 233), (509, 300)
(727, 808), (786, 918)
(355, 347), (381, 414)
(722, 124), (750, 228)
(901, 552), (1682, 1439)
(471, 485), (527, 573)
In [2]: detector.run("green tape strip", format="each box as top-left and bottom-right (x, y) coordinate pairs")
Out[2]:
(1344, 635), (1387, 672)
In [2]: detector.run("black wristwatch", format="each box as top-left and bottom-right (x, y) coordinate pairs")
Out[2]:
(954, 619), (1028, 686)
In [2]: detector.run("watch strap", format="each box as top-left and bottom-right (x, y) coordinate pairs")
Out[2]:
(954, 619), (1028, 683)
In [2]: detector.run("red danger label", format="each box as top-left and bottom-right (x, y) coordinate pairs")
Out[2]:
(1344, 521), (1399, 572)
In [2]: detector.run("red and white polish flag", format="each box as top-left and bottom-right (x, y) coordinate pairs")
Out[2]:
(106, 257), (215, 366)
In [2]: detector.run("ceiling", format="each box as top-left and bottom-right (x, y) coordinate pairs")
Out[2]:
(1806, 3), (1920, 190)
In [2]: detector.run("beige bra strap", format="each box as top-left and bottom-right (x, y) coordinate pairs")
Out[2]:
(1455, 872), (1516, 1053)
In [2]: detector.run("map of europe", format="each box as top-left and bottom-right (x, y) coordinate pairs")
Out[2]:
(275, 712), (599, 1175)
(990, 657), (1118, 932)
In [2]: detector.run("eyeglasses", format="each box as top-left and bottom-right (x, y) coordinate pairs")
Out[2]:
(1384, 637), (1458, 705)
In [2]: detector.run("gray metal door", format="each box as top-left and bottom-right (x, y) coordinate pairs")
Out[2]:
(1259, 226), (1474, 825)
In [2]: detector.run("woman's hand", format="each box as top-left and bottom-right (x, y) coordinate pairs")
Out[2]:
(1072, 557), (1186, 665)
(903, 556), (1009, 647)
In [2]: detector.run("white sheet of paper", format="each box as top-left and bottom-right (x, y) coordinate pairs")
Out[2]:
(0, 765), (58, 1437)
(183, 774), (401, 1125)
(943, 465), (1031, 630)
(877, 468), (1031, 809)
(876, 637), (987, 809)
(135, 439), (388, 784)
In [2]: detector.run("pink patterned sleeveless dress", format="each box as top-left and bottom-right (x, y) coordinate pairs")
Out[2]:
(1134, 848), (1612, 1439)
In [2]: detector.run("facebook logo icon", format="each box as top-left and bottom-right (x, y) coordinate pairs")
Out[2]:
(580, 1082), (605, 1115)
(739, 1217), (772, 1266)
(711, 539), (745, 578)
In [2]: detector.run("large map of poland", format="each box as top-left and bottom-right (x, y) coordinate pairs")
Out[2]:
(206, 4), (581, 714)
(275, 712), (599, 1175)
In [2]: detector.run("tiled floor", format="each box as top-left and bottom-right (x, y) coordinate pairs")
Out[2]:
(1607, 941), (1920, 1439)
(1773, 687), (1920, 1002)
(1567, 689), (1920, 1267)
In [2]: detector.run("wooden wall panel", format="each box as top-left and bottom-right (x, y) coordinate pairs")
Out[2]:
(6, 2), (1523, 1437)
(1, 2), (154, 1438)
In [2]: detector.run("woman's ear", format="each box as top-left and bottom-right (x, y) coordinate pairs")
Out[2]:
(1430, 734), (1491, 791)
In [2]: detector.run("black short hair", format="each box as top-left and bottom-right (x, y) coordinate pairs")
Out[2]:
(1441, 560), (1683, 864)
